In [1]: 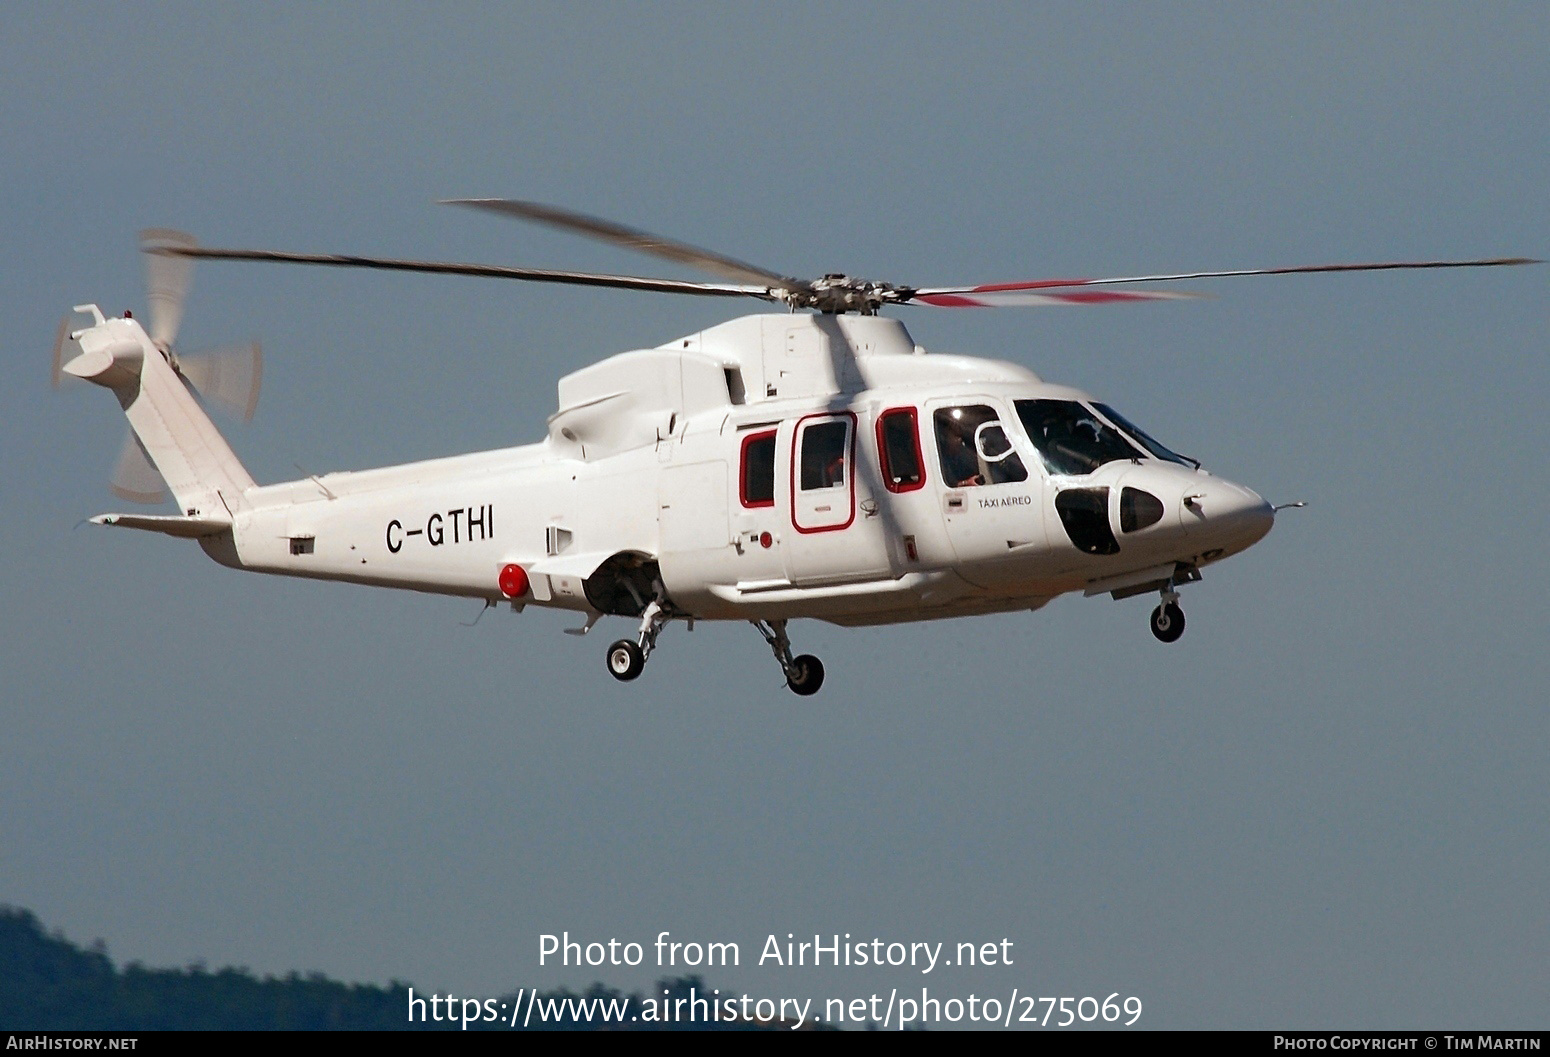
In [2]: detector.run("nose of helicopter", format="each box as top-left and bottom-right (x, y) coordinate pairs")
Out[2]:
(1183, 478), (1275, 552)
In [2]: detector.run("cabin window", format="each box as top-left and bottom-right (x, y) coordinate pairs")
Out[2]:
(877, 407), (925, 493)
(933, 405), (1028, 488)
(740, 429), (777, 507)
(799, 420), (850, 491)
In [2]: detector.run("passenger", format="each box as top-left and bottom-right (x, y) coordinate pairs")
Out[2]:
(824, 451), (846, 488)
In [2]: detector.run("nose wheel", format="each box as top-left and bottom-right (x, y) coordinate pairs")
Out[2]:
(1149, 588), (1186, 643)
(753, 619), (826, 695)
(785, 654), (825, 696)
(606, 639), (645, 680)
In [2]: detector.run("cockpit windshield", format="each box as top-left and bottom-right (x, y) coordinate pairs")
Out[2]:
(1093, 404), (1196, 468)
(1014, 399), (1144, 476)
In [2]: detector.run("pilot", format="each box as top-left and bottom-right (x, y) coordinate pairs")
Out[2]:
(939, 418), (984, 488)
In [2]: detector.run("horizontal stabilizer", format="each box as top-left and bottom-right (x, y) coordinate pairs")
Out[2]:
(89, 513), (232, 539)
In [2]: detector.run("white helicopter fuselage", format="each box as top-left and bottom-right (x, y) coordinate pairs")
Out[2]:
(79, 311), (1271, 632)
(75, 205), (1530, 691)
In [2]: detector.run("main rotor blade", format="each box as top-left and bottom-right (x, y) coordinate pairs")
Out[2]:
(912, 257), (1542, 300)
(141, 229), (198, 348)
(445, 198), (810, 295)
(910, 289), (1206, 308)
(150, 246), (779, 301)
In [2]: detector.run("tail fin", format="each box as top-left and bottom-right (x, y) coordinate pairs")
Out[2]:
(63, 305), (255, 518)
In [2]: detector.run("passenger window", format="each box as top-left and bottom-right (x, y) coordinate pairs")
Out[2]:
(740, 430), (776, 507)
(877, 407), (925, 493)
(800, 420), (849, 490)
(934, 405), (1028, 487)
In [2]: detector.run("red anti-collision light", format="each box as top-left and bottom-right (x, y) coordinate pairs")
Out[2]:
(499, 564), (530, 598)
(759, 532), (773, 549)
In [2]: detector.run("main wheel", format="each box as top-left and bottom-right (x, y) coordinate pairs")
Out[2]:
(606, 639), (645, 681)
(1150, 603), (1186, 643)
(785, 654), (825, 696)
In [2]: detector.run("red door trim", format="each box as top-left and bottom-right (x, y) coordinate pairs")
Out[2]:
(789, 411), (857, 534)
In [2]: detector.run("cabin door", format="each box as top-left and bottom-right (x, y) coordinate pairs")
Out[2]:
(783, 412), (889, 586)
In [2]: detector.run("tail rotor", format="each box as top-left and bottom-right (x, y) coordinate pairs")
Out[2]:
(55, 230), (264, 505)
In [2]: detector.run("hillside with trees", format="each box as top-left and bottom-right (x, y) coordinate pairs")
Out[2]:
(0, 906), (796, 1031)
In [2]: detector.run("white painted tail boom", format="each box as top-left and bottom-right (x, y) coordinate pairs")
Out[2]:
(65, 305), (253, 520)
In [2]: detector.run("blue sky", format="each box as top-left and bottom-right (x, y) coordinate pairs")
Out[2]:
(2, 3), (1546, 1028)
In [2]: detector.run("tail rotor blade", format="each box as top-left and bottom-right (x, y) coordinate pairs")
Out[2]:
(51, 316), (73, 388)
(109, 430), (169, 505)
(141, 229), (198, 349)
(179, 342), (263, 422)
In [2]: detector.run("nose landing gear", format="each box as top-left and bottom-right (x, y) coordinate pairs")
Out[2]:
(1150, 585), (1186, 643)
(785, 654), (825, 696)
(753, 619), (825, 695)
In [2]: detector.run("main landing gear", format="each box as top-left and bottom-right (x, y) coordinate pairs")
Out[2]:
(600, 599), (826, 696)
(753, 619), (825, 696)
(605, 591), (670, 682)
(1149, 585), (1186, 643)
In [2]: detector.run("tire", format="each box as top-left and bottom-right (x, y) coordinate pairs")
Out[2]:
(785, 654), (825, 696)
(606, 639), (645, 681)
(1150, 603), (1186, 643)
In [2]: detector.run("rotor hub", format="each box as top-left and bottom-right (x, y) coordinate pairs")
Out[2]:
(788, 275), (912, 315)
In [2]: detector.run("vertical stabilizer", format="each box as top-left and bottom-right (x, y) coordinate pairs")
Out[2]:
(64, 306), (255, 518)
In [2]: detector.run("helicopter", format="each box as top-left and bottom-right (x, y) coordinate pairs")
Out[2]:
(57, 200), (1536, 694)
